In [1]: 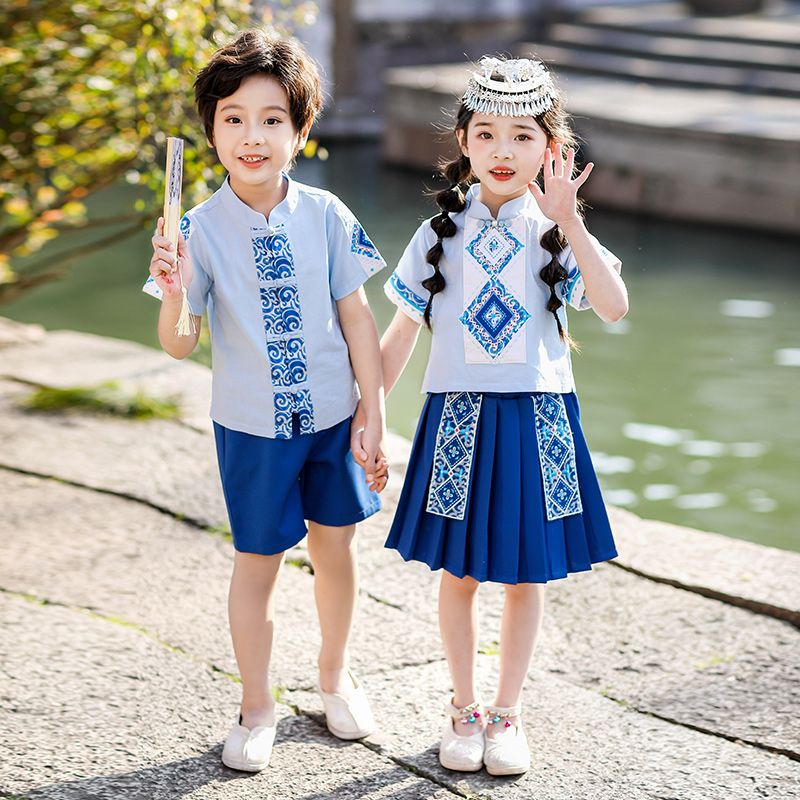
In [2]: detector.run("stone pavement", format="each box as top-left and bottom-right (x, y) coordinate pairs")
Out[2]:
(1, 320), (798, 799)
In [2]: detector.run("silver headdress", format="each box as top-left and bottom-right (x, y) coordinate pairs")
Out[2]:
(462, 56), (556, 118)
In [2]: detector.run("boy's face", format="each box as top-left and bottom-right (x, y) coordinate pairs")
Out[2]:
(211, 74), (309, 194)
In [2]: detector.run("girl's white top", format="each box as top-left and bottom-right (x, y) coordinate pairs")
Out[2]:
(384, 184), (621, 394)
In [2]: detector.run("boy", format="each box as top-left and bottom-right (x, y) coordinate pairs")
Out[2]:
(145, 29), (386, 771)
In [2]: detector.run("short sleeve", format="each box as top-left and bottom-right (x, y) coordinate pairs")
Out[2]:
(556, 234), (622, 311)
(383, 221), (436, 324)
(327, 198), (386, 300)
(142, 213), (211, 316)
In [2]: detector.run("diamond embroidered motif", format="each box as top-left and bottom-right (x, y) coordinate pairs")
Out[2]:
(466, 222), (523, 276)
(427, 392), (483, 520)
(459, 280), (531, 358)
(532, 393), (582, 520)
(351, 223), (382, 261)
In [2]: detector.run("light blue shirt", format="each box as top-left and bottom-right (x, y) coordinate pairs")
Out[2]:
(144, 175), (385, 438)
(384, 184), (621, 394)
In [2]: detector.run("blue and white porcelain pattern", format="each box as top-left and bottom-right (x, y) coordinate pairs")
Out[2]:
(274, 389), (315, 438)
(253, 230), (295, 281)
(259, 284), (303, 335)
(252, 223), (314, 438)
(459, 280), (531, 359)
(351, 223), (382, 262)
(462, 217), (530, 363)
(426, 392), (483, 520)
(141, 214), (192, 301)
(532, 393), (582, 520)
(386, 272), (427, 320)
(179, 214), (191, 241)
(465, 221), (522, 277)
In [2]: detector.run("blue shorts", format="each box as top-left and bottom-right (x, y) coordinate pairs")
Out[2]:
(213, 415), (381, 555)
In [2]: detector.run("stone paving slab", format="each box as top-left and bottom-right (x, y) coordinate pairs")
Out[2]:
(0, 378), (227, 530)
(0, 594), (453, 800)
(0, 471), (442, 693)
(354, 512), (800, 756)
(608, 507), (800, 620)
(3, 406), (799, 757)
(288, 658), (800, 800)
(0, 329), (213, 432)
(3, 325), (797, 620)
(6, 465), (796, 759)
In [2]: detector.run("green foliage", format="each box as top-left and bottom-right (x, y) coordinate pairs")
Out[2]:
(23, 380), (181, 419)
(0, 0), (316, 302)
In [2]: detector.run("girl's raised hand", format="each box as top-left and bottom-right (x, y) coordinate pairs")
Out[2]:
(149, 217), (194, 299)
(528, 143), (593, 227)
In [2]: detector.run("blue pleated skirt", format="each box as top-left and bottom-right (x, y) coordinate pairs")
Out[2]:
(385, 392), (618, 584)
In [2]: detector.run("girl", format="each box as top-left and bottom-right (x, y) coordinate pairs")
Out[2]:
(359, 55), (628, 775)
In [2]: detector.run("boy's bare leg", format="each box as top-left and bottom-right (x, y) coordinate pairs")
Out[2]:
(228, 550), (284, 728)
(307, 521), (358, 694)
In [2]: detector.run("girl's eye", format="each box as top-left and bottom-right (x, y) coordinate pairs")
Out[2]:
(265, 118), (282, 126)
(516, 134), (531, 141)
(477, 132), (492, 139)
(226, 116), (241, 124)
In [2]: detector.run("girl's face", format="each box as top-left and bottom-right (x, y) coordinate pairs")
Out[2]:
(458, 112), (550, 208)
(211, 74), (309, 197)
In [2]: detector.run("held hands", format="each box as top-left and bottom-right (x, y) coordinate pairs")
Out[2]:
(350, 400), (389, 493)
(149, 217), (194, 301)
(528, 143), (593, 227)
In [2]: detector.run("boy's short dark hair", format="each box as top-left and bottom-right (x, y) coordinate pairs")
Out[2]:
(194, 28), (324, 145)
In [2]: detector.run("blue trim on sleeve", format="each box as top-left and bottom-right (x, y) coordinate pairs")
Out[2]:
(389, 272), (427, 314)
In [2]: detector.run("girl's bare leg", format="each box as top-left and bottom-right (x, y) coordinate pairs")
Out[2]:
(439, 570), (482, 735)
(487, 582), (545, 737)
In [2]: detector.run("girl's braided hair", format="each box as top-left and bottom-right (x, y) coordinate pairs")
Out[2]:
(422, 64), (582, 350)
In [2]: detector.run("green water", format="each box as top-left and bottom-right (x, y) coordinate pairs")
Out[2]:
(4, 143), (799, 552)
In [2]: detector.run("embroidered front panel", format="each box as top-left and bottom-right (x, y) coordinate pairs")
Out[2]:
(532, 393), (582, 520)
(274, 389), (315, 439)
(459, 280), (531, 358)
(465, 222), (522, 276)
(462, 217), (529, 363)
(267, 337), (308, 388)
(252, 223), (315, 436)
(252, 229), (295, 281)
(259, 285), (303, 335)
(426, 392), (483, 520)
(387, 272), (427, 317)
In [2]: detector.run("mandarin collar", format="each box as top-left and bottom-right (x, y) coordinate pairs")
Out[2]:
(464, 182), (536, 223)
(220, 172), (299, 229)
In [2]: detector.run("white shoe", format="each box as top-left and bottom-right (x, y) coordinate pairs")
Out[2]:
(483, 704), (530, 776)
(317, 671), (376, 740)
(221, 715), (277, 772)
(438, 698), (485, 772)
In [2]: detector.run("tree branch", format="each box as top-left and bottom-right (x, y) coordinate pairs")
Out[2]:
(1, 219), (146, 306)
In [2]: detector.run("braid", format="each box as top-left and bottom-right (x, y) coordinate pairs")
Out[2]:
(421, 153), (471, 328)
(539, 224), (579, 351)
